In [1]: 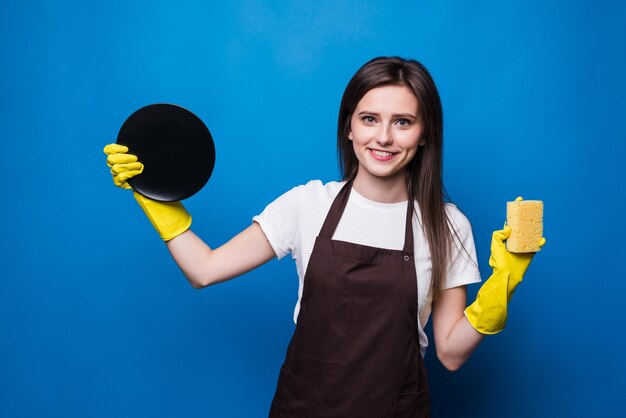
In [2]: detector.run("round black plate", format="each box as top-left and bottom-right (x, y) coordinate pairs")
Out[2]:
(116, 104), (215, 202)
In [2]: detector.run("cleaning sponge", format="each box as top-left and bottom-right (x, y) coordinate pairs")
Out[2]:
(506, 199), (543, 253)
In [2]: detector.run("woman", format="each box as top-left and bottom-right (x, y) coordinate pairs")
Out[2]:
(104, 56), (544, 417)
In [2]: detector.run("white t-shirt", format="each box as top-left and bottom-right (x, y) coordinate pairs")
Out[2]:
(253, 180), (481, 356)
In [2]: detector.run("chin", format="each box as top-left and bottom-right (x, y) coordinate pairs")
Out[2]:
(366, 169), (402, 179)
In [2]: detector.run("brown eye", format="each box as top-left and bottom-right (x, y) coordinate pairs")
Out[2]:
(362, 116), (376, 124)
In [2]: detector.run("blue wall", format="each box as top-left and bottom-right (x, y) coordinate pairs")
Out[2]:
(2, 1), (625, 417)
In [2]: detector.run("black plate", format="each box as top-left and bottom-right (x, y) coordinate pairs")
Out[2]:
(116, 104), (215, 202)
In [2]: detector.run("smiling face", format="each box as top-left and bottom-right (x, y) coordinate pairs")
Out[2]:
(348, 84), (424, 193)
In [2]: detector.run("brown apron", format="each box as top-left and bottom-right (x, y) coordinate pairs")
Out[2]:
(269, 181), (430, 418)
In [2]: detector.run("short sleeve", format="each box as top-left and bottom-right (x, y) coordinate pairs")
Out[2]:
(443, 204), (482, 289)
(252, 184), (306, 260)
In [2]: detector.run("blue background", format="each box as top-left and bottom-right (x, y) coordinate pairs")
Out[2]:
(1, 1), (625, 417)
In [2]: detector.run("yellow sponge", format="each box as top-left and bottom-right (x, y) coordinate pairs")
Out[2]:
(506, 199), (543, 253)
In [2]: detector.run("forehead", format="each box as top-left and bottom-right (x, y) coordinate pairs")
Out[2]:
(355, 85), (419, 113)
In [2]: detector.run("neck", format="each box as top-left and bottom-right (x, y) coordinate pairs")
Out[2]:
(352, 170), (408, 203)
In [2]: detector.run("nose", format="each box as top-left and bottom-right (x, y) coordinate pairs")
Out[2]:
(376, 123), (393, 146)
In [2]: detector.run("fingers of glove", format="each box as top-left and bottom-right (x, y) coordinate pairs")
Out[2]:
(118, 170), (142, 183)
(113, 175), (132, 189)
(110, 161), (144, 176)
(539, 237), (546, 248)
(103, 144), (128, 155)
(492, 226), (512, 244)
(107, 152), (138, 167)
(515, 196), (523, 201)
(114, 170), (142, 189)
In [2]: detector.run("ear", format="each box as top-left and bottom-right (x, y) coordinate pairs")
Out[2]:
(348, 131), (353, 141)
(419, 137), (426, 146)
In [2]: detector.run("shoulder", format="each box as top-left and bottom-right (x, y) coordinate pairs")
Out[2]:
(445, 203), (476, 244)
(309, 179), (345, 197)
(264, 179), (345, 210)
(444, 203), (472, 232)
(283, 179), (345, 202)
(301, 179), (345, 195)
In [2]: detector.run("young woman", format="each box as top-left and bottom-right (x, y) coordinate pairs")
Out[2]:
(104, 56), (544, 417)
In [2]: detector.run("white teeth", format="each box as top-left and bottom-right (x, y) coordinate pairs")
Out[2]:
(372, 150), (393, 157)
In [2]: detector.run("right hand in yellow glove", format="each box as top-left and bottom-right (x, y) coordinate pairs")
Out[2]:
(103, 144), (192, 241)
(464, 224), (546, 334)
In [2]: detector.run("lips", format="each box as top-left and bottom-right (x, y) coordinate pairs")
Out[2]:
(368, 148), (396, 161)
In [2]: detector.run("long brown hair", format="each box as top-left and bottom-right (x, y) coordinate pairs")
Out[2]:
(337, 56), (451, 298)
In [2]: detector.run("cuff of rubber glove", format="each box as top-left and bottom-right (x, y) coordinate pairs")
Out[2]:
(160, 219), (192, 242)
(464, 305), (505, 335)
(133, 192), (192, 241)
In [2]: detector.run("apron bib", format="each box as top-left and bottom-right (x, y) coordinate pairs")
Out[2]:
(269, 181), (430, 418)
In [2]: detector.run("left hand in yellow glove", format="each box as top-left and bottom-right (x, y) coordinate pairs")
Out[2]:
(465, 203), (546, 334)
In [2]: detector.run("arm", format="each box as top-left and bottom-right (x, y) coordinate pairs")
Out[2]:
(104, 143), (276, 287)
(434, 220), (546, 371)
(432, 286), (484, 371)
(166, 223), (276, 288)
(464, 224), (546, 334)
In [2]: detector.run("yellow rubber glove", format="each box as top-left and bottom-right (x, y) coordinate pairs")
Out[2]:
(103, 144), (192, 241)
(104, 143), (144, 189)
(465, 199), (546, 334)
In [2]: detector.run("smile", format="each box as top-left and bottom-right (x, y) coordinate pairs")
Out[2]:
(368, 148), (397, 161)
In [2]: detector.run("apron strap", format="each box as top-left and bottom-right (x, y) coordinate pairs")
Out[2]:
(318, 181), (353, 239)
(403, 200), (414, 253)
(318, 180), (415, 254)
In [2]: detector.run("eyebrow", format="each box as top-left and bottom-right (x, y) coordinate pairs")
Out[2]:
(357, 111), (417, 119)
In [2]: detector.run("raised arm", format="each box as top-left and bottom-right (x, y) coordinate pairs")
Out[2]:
(166, 223), (275, 288)
(104, 144), (276, 288)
